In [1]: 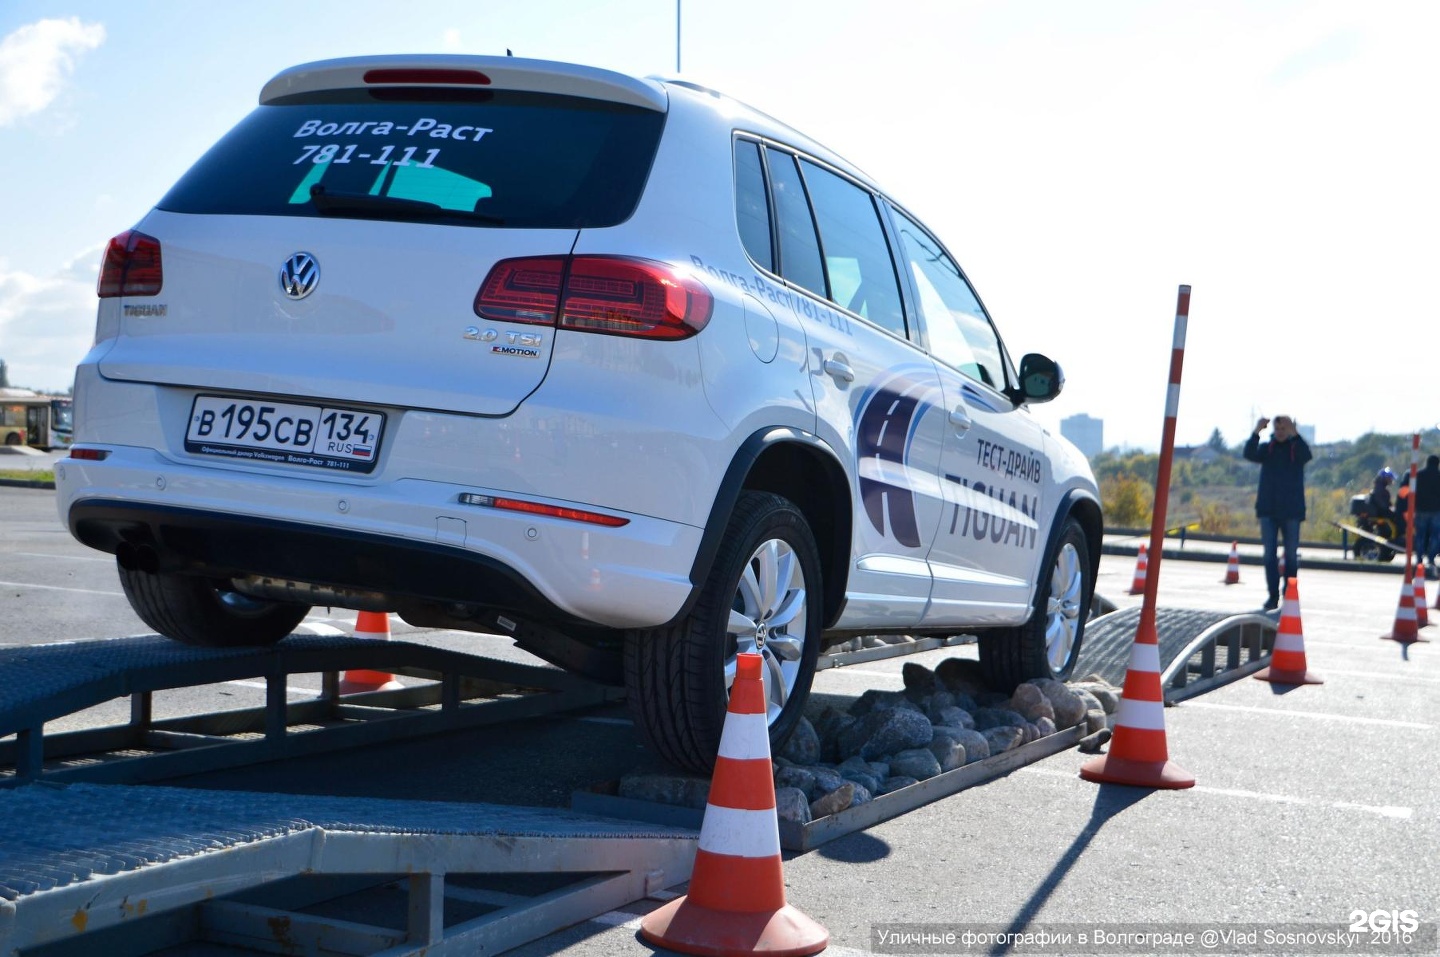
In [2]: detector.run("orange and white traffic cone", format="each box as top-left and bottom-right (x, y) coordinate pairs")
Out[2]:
(1382, 572), (1425, 644)
(1256, 578), (1322, 684)
(339, 610), (404, 694)
(1127, 545), (1149, 596)
(1079, 610), (1195, 789)
(1222, 542), (1241, 585)
(640, 653), (828, 957)
(1413, 569), (1430, 628)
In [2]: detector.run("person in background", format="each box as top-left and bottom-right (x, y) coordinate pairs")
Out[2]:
(1370, 467), (1396, 523)
(1414, 455), (1440, 580)
(1243, 415), (1312, 611)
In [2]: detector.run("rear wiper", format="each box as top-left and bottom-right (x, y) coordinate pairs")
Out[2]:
(308, 185), (504, 225)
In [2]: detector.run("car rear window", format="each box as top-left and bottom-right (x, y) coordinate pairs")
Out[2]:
(157, 89), (665, 228)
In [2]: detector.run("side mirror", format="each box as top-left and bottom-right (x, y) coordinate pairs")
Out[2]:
(1015, 353), (1064, 404)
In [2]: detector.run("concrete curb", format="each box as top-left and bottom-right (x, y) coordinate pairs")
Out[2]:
(0, 477), (55, 490)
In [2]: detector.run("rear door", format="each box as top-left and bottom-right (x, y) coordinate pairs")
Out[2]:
(97, 84), (666, 419)
(745, 143), (944, 626)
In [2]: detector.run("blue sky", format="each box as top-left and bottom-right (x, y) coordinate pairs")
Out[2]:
(2, 1), (1437, 450)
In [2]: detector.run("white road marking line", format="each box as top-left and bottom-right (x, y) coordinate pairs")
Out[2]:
(225, 680), (323, 696)
(1020, 767), (1412, 818)
(1319, 668), (1440, 683)
(1180, 701), (1432, 729)
(0, 579), (124, 597)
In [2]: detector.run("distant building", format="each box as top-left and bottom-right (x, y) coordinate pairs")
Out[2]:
(1060, 413), (1103, 458)
(1298, 424), (1315, 444)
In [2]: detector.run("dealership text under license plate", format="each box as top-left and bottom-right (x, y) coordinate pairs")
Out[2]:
(185, 395), (384, 473)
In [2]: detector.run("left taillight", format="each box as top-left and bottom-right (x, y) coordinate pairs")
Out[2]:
(97, 230), (163, 298)
(474, 255), (713, 340)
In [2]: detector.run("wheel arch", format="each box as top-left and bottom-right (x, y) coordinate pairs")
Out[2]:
(682, 427), (852, 629)
(1042, 488), (1104, 606)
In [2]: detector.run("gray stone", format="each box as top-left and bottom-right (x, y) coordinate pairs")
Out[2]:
(890, 747), (943, 780)
(1073, 689), (1105, 716)
(774, 765), (818, 799)
(973, 707), (1029, 731)
(775, 787), (812, 824)
(618, 772), (710, 809)
(951, 728), (991, 763)
(1072, 681), (1121, 713)
(936, 706), (976, 730)
(848, 689), (908, 718)
(1084, 708), (1108, 737)
(809, 782), (855, 819)
(878, 776), (920, 795)
(841, 768), (882, 794)
(849, 784), (874, 807)
(902, 662), (938, 695)
(927, 735), (965, 772)
(935, 656), (990, 694)
(778, 716), (821, 765)
(838, 707), (934, 762)
(926, 691), (956, 722)
(1009, 683), (1056, 723)
(1030, 678), (1086, 729)
(1034, 716), (1057, 738)
(815, 708), (857, 763)
(981, 726), (1025, 755)
(806, 766), (848, 794)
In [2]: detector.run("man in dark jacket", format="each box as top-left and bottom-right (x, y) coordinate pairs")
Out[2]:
(1243, 415), (1312, 610)
(1414, 455), (1440, 580)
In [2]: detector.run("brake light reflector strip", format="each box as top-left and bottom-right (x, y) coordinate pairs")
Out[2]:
(458, 493), (630, 527)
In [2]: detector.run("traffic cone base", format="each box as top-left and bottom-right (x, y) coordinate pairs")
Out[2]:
(1253, 665), (1323, 685)
(640, 898), (829, 957)
(640, 653), (827, 957)
(341, 610), (403, 693)
(1079, 754), (1195, 789)
(1382, 576), (1424, 644)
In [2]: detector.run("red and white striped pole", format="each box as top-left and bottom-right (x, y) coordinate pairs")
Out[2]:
(1080, 285), (1195, 789)
(1405, 431), (1420, 575)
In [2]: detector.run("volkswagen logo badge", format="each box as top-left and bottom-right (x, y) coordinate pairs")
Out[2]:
(279, 252), (320, 300)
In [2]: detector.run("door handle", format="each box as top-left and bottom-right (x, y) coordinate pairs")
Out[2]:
(823, 356), (855, 383)
(949, 406), (973, 431)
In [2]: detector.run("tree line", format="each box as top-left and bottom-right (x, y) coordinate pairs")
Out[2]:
(1094, 428), (1440, 542)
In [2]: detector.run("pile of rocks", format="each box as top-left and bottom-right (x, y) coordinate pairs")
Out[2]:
(617, 656), (1120, 826)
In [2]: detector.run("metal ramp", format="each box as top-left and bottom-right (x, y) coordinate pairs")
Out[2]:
(0, 782), (696, 957)
(0, 634), (620, 786)
(1076, 606), (1277, 701)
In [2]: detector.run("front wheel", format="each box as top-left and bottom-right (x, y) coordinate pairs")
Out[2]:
(624, 491), (822, 774)
(980, 516), (1092, 691)
(119, 565), (311, 648)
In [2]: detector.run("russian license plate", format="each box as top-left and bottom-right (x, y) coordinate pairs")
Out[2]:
(185, 395), (385, 473)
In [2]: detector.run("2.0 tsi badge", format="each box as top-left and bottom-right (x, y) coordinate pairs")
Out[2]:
(279, 253), (320, 300)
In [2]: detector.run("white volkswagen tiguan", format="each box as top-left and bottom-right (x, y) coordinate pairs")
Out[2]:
(58, 55), (1102, 773)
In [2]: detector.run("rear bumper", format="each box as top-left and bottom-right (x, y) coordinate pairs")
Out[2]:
(56, 448), (701, 630)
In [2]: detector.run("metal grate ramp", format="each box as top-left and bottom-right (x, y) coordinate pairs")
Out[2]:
(0, 635), (619, 786)
(0, 782), (697, 957)
(1076, 606), (1276, 701)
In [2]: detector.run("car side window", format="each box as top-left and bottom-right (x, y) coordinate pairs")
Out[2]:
(766, 150), (828, 299)
(892, 208), (1006, 389)
(734, 139), (773, 270)
(799, 159), (906, 338)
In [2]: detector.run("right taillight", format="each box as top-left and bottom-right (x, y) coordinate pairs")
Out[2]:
(97, 230), (163, 298)
(474, 255), (712, 340)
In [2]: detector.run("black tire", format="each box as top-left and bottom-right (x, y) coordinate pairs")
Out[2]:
(118, 565), (310, 648)
(624, 491), (822, 774)
(1353, 537), (1377, 561)
(3, 433), (19, 446)
(980, 516), (1092, 691)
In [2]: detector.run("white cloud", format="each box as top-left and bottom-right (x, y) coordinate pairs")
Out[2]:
(0, 17), (105, 127)
(0, 246), (102, 392)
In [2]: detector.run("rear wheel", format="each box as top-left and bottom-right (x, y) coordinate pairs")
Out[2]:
(624, 491), (821, 774)
(118, 565), (310, 648)
(980, 516), (1091, 691)
(3, 433), (19, 446)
